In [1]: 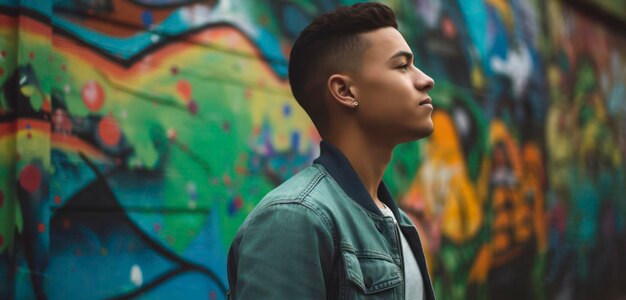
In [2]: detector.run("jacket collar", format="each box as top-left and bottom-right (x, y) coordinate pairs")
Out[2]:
(313, 140), (402, 218)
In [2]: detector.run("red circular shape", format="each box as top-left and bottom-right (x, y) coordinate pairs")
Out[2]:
(98, 116), (121, 146)
(19, 164), (41, 193)
(54, 195), (61, 204)
(0, 68), (4, 76)
(38, 223), (45, 233)
(442, 18), (457, 38)
(82, 80), (105, 112)
(234, 196), (243, 209)
(29, 52), (34, 59)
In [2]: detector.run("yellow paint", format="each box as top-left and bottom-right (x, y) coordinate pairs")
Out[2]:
(402, 111), (482, 244)
(486, 0), (515, 33)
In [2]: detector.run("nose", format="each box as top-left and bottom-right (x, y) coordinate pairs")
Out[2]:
(414, 68), (434, 92)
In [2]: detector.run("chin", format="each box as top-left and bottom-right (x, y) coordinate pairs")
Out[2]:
(398, 125), (434, 143)
(415, 120), (434, 139)
(417, 125), (434, 139)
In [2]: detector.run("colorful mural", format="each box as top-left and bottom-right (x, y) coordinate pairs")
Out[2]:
(0, 0), (624, 299)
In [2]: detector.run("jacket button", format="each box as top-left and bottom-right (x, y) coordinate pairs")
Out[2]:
(376, 222), (384, 233)
(364, 277), (373, 288)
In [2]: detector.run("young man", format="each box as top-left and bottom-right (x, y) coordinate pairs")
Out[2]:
(227, 3), (435, 299)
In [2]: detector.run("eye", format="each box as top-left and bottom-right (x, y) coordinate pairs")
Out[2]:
(397, 63), (410, 72)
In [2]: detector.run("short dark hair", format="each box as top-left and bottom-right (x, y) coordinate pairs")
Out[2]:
(288, 3), (398, 132)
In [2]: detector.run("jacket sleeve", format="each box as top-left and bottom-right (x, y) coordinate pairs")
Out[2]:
(227, 202), (335, 299)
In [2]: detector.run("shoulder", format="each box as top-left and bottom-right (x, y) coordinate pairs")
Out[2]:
(260, 164), (328, 204)
(235, 165), (336, 239)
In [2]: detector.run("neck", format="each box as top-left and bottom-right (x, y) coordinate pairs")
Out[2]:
(325, 133), (394, 202)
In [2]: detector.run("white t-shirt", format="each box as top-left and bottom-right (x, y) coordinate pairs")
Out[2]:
(380, 204), (425, 300)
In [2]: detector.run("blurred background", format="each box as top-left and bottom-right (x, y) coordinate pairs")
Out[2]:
(0, 0), (625, 299)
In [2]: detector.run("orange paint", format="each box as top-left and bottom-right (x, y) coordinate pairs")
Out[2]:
(52, 133), (110, 161)
(176, 79), (192, 100)
(52, 25), (287, 83)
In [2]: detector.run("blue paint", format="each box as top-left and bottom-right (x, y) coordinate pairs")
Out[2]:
(50, 6), (289, 78)
(141, 10), (154, 28)
(281, 4), (312, 39)
(282, 104), (291, 117)
(291, 131), (300, 151)
(227, 198), (238, 216)
(254, 28), (289, 77)
(457, 0), (489, 61)
(0, 0), (52, 16)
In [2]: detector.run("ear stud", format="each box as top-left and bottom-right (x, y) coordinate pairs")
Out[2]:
(353, 101), (359, 108)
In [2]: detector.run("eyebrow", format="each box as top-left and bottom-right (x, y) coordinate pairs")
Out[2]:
(389, 51), (413, 62)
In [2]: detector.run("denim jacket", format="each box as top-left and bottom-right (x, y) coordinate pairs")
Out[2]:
(227, 141), (435, 299)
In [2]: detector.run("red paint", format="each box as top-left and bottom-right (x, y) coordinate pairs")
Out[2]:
(98, 116), (121, 146)
(42, 99), (51, 112)
(38, 223), (45, 233)
(54, 195), (61, 204)
(176, 80), (192, 100)
(82, 80), (105, 112)
(234, 196), (243, 209)
(19, 164), (41, 193)
(442, 17), (457, 38)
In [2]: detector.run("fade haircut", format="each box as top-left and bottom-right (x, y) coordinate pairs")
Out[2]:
(288, 3), (398, 132)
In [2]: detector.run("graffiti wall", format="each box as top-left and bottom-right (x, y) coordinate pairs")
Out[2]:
(0, 0), (624, 299)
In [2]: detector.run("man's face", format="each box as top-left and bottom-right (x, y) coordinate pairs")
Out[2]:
(350, 27), (435, 144)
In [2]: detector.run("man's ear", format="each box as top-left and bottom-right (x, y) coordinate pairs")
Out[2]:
(327, 74), (357, 109)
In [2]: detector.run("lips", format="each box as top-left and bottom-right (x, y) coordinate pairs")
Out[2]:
(419, 97), (432, 106)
